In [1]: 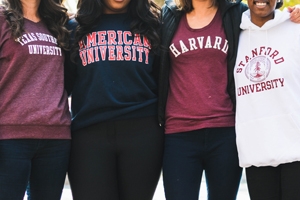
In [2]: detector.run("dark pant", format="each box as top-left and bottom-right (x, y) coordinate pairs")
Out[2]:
(246, 161), (300, 200)
(68, 116), (164, 200)
(163, 127), (242, 200)
(0, 139), (71, 200)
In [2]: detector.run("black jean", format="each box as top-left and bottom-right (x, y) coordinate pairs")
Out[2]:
(246, 161), (300, 200)
(68, 116), (164, 200)
(0, 139), (70, 200)
(163, 127), (242, 200)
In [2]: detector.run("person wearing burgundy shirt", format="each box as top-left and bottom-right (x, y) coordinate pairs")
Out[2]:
(158, 0), (300, 200)
(0, 0), (71, 199)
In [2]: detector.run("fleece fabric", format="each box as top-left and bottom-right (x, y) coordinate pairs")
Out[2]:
(234, 9), (300, 167)
(0, 14), (71, 139)
(66, 13), (158, 131)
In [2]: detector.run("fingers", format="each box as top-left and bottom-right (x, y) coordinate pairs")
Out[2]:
(290, 6), (300, 23)
(287, 7), (294, 12)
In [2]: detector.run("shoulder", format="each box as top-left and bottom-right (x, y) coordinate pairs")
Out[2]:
(162, 0), (180, 17)
(67, 18), (78, 31)
(277, 10), (300, 31)
(66, 18), (78, 40)
(0, 5), (5, 12)
(162, 1), (182, 25)
(234, 1), (248, 10)
(220, 0), (248, 29)
(0, 8), (8, 30)
(221, 0), (248, 16)
(162, 0), (177, 11)
(0, 6), (6, 21)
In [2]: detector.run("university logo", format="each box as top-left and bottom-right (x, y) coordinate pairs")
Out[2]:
(245, 56), (271, 82)
(78, 31), (151, 66)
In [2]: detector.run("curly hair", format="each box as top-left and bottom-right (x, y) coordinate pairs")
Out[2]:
(2, 0), (69, 50)
(72, 0), (161, 59)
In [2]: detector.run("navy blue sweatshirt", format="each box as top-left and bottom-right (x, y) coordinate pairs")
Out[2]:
(65, 13), (158, 131)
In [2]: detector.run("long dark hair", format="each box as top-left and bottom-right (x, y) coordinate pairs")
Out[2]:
(2, 0), (69, 50)
(72, 0), (161, 57)
(276, 0), (283, 9)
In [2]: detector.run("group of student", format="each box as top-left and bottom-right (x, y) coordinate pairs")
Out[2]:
(0, 0), (300, 200)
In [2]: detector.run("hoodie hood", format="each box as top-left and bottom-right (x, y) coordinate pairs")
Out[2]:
(240, 9), (290, 31)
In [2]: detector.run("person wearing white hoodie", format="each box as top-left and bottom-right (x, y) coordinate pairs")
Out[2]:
(234, 0), (300, 199)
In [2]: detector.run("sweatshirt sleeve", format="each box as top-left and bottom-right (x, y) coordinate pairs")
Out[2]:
(64, 50), (77, 96)
(64, 19), (78, 96)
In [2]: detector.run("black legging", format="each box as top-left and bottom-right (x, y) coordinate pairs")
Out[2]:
(246, 161), (300, 200)
(68, 116), (164, 200)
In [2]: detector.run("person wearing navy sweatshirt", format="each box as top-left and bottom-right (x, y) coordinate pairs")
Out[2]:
(64, 0), (164, 199)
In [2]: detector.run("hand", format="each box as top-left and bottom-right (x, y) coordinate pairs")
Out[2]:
(288, 5), (300, 23)
(68, 12), (76, 20)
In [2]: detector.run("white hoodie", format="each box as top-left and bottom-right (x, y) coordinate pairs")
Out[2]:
(234, 9), (300, 167)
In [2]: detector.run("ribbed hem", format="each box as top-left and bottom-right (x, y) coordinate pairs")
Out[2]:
(0, 125), (71, 140)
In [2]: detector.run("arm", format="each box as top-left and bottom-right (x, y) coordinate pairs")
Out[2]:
(64, 50), (77, 96)
(64, 19), (78, 96)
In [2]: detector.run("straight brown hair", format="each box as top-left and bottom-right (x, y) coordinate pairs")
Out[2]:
(175, 0), (219, 13)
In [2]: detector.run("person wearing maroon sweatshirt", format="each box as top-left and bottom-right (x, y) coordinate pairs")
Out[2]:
(0, 0), (70, 199)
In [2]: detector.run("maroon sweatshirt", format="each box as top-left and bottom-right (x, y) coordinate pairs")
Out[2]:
(0, 13), (71, 139)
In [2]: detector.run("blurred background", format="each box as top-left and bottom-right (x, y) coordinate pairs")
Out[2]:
(0, 0), (298, 13)
(63, 0), (298, 13)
